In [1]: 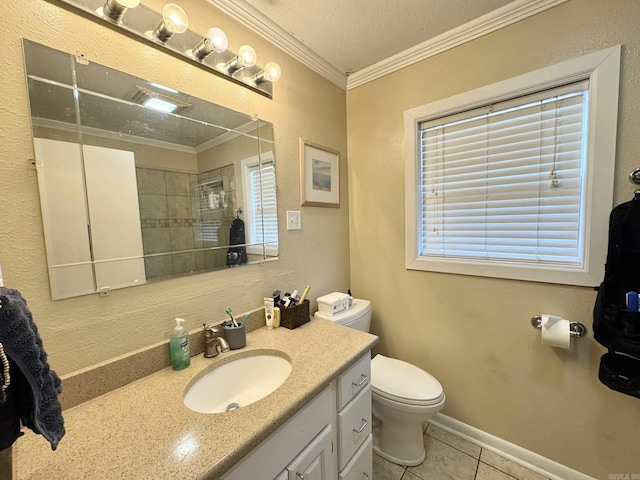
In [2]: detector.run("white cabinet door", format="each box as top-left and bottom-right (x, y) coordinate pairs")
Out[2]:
(274, 470), (288, 480)
(33, 138), (95, 299)
(287, 425), (336, 480)
(221, 384), (336, 480)
(83, 145), (146, 290)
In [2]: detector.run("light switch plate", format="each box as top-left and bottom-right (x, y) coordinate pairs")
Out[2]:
(286, 210), (301, 230)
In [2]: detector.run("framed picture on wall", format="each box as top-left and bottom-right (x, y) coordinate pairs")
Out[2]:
(299, 138), (340, 207)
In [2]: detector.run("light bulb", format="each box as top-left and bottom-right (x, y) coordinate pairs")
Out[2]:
(237, 45), (257, 68)
(207, 28), (229, 53)
(189, 27), (228, 61)
(162, 4), (188, 34)
(263, 62), (281, 82)
(251, 62), (281, 85)
(152, 3), (188, 42)
(223, 45), (257, 74)
(101, 0), (140, 22)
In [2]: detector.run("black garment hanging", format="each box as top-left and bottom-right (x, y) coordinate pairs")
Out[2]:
(593, 192), (640, 399)
(227, 217), (247, 267)
(0, 287), (65, 450)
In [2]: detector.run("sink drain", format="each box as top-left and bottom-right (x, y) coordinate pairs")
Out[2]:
(226, 402), (240, 412)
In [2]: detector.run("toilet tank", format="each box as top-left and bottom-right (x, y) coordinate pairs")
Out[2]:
(314, 299), (371, 332)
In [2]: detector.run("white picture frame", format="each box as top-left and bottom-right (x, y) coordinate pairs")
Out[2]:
(299, 138), (340, 207)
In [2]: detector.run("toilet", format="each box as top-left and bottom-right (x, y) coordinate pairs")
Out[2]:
(314, 298), (445, 466)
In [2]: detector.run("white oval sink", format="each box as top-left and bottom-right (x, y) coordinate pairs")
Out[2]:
(183, 354), (292, 413)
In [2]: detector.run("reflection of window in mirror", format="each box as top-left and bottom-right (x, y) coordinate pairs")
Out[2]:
(197, 178), (225, 245)
(24, 39), (279, 298)
(242, 154), (278, 257)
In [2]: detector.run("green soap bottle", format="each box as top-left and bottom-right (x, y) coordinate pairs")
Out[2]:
(170, 318), (191, 371)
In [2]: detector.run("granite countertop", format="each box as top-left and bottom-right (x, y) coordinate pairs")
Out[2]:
(14, 319), (378, 479)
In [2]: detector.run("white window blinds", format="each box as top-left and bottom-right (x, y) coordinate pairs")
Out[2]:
(248, 161), (278, 246)
(419, 81), (588, 266)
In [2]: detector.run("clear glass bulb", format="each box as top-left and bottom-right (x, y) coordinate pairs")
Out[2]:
(263, 62), (281, 82)
(237, 45), (257, 68)
(102, 0), (140, 22)
(162, 3), (188, 34)
(206, 27), (228, 53)
(116, 0), (140, 7)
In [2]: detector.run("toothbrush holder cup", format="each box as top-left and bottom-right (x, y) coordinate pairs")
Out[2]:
(223, 322), (246, 350)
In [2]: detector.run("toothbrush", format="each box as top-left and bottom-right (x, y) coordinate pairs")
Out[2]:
(297, 285), (311, 305)
(225, 306), (238, 327)
(244, 312), (251, 324)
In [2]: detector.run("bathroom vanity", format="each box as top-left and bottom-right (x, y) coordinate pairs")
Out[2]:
(12, 319), (377, 479)
(222, 352), (372, 479)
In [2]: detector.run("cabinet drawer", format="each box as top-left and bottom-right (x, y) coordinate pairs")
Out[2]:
(339, 434), (372, 480)
(338, 353), (370, 410)
(338, 385), (371, 470)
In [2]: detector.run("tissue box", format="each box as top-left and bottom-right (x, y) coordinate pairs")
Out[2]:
(317, 292), (350, 316)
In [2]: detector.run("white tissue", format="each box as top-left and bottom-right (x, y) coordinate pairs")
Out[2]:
(540, 314), (571, 349)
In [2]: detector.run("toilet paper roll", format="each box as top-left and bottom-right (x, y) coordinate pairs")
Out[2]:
(540, 314), (571, 349)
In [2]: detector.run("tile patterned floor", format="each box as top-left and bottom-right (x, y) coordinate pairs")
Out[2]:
(373, 424), (550, 480)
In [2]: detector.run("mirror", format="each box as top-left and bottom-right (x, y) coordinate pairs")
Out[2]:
(23, 39), (279, 300)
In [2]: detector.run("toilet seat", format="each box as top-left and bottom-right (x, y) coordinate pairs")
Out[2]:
(371, 354), (444, 406)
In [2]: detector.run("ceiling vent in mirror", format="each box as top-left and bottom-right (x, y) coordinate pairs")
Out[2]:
(127, 86), (191, 114)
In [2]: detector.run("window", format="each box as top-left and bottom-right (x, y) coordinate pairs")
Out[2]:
(242, 154), (279, 256)
(404, 46), (621, 286)
(197, 180), (224, 244)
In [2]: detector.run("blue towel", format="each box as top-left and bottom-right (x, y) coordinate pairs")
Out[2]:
(0, 287), (65, 450)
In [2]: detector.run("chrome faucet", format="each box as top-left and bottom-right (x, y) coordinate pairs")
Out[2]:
(203, 324), (230, 358)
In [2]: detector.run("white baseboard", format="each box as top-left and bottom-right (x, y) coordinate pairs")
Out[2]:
(429, 414), (596, 480)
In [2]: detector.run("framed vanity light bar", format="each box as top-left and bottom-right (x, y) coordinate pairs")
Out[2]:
(52, 0), (275, 98)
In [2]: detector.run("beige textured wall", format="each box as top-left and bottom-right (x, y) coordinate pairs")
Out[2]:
(0, 1), (349, 374)
(346, 0), (639, 478)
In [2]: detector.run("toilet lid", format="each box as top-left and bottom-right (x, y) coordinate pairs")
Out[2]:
(371, 354), (444, 406)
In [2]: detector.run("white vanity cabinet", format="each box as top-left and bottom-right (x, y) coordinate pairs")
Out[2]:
(221, 352), (372, 480)
(221, 382), (337, 480)
(336, 353), (373, 479)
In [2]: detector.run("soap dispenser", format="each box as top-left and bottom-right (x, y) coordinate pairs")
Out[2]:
(170, 318), (191, 371)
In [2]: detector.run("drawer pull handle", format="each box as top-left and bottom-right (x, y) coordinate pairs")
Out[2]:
(296, 473), (305, 480)
(353, 418), (368, 434)
(352, 374), (368, 387)
(363, 474), (370, 480)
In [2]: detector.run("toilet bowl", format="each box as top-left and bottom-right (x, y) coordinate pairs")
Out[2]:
(314, 297), (445, 466)
(370, 354), (445, 465)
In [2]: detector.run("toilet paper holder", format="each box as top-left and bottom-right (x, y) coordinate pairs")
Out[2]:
(530, 315), (587, 338)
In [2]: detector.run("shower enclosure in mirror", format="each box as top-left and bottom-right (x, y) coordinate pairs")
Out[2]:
(23, 39), (279, 300)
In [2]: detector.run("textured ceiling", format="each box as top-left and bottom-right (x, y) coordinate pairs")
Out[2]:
(240, 0), (515, 75)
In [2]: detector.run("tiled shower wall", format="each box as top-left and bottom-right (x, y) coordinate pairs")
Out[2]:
(136, 165), (237, 281)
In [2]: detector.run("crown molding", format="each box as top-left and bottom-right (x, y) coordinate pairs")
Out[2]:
(346, 0), (569, 89)
(32, 117), (273, 156)
(194, 119), (271, 153)
(32, 117), (197, 154)
(207, 0), (347, 89)
(208, 0), (567, 91)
